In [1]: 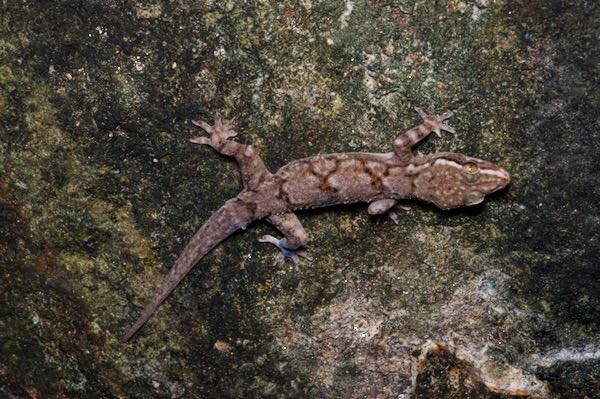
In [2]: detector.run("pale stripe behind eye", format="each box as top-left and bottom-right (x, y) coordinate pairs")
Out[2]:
(480, 169), (507, 178)
(433, 158), (463, 169)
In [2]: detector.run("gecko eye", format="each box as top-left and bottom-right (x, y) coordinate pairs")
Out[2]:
(463, 162), (479, 174)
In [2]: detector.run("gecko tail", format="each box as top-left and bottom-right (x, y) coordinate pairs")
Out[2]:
(122, 196), (256, 342)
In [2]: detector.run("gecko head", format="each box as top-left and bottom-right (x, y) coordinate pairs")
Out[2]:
(411, 152), (510, 210)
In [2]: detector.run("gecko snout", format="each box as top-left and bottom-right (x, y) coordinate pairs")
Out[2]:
(495, 168), (510, 190)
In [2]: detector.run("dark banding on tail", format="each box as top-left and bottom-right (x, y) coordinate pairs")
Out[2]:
(122, 196), (257, 341)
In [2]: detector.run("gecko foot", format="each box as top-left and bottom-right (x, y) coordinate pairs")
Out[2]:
(415, 105), (455, 137)
(374, 205), (411, 225)
(191, 113), (238, 146)
(259, 235), (313, 267)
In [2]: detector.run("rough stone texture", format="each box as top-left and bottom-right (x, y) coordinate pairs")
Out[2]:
(1, 0), (598, 398)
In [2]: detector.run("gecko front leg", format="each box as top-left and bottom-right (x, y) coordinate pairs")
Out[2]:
(191, 114), (271, 191)
(260, 212), (313, 266)
(368, 199), (400, 224)
(393, 106), (455, 161)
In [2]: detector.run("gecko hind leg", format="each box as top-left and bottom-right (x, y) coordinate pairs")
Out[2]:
(191, 113), (271, 191)
(260, 212), (313, 266)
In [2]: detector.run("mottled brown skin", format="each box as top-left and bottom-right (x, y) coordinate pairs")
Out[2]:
(123, 107), (510, 341)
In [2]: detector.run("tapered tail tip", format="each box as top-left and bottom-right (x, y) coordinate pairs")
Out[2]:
(122, 320), (144, 342)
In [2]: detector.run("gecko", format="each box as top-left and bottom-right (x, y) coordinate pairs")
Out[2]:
(123, 106), (510, 341)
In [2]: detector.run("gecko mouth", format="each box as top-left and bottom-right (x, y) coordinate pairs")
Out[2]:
(496, 168), (511, 190)
(479, 167), (510, 191)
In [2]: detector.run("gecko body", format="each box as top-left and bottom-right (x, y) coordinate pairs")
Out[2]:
(123, 106), (509, 341)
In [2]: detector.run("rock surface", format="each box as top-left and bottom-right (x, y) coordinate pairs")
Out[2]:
(1, 0), (598, 397)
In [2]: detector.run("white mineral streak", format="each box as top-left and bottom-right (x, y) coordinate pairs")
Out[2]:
(528, 344), (600, 368)
(339, 0), (354, 28)
(402, 270), (550, 398)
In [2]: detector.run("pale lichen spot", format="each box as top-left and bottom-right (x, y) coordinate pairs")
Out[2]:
(214, 340), (232, 355)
